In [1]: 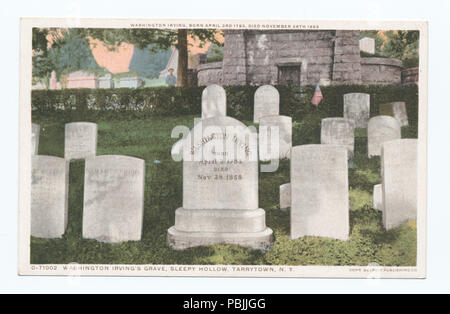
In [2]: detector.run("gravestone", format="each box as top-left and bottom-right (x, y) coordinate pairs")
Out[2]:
(320, 118), (355, 158)
(343, 93), (370, 128)
(368, 116), (401, 157)
(31, 123), (40, 155)
(64, 122), (98, 160)
(253, 85), (280, 123)
(82, 155), (145, 243)
(259, 115), (292, 160)
(31, 156), (69, 238)
(290, 145), (349, 241)
(167, 116), (273, 250)
(381, 139), (418, 230)
(201, 84), (227, 119)
(379, 101), (409, 127)
(280, 183), (291, 212)
(373, 184), (383, 211)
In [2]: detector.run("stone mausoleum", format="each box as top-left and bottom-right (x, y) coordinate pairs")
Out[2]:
(197, 30), (406, 86)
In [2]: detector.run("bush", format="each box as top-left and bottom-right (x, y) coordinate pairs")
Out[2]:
(32, 85), (419, 132)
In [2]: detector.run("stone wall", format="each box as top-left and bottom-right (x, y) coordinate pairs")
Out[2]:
(401, 67), (419, 85)
(197, 62), (223, 86)
(332, 30), (362, 85)
(196, 30), (403, 87)
(360, 57), (403, 85)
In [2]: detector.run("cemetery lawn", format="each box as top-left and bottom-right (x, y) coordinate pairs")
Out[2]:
(31, 115), (417, 266)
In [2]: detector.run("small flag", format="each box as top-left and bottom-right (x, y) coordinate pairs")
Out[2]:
(311, 83), (323, 106)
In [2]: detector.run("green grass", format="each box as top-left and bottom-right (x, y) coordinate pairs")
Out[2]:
(31, 115), (417, 266)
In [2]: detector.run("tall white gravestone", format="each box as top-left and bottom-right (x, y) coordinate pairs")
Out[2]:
(201, 84), (227, 119)
(290, 145), (349, 241)
(320, 118), (355, 158)
(253, 85), (280, 123)
(379, 101), (409, 127)
(167, 116), (273, 250)
(31, 156), (69, 238)
(381, 139), (418, 230)
(259, 115), (292, 160)
(31, 123), (40, 155)
(343, 93), (370, 128)
(64, 122), (98, 160)
(82, 155), (145, 243)
(368, 116), (401, 157)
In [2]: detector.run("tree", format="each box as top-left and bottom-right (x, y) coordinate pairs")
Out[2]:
(82, 28), (223, 86)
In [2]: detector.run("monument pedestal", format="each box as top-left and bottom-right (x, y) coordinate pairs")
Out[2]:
(167, 208), (273, 250)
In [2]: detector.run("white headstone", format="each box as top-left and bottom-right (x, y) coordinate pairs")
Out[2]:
(379, 102), (409, 127)
(31, 156), (69, 238)
(373, 184), (383, 211)
(359, 37), (376, 54)
(82, 155), (145, 243)
(253, 85), (280, 123)
(290, 145), (349, 241)
(259, 115), (292, 160)
(343, 93), (370, 128)
(167, 116), (273, 250)
(320, 118), (355, 158)
(280, 183), (291, 211)
(201, 84), (227, 119)
(31, 123), (40, 155)
(381, 139), (418, 230)
(368, 116), (401, 157)
(64, 122), (98, 160)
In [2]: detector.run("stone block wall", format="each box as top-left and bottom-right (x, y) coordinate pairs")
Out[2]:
(332, 30), (362, 85)
(401, 67), (419, 85)
(361, 57), (403, 85)
(197, 62), (223, 86)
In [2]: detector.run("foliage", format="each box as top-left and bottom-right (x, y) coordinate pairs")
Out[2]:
(129, 44), (172, 79)
(206, 44), (224, 63)
(31, 94), (418, 265)
(360, 31), (419, 68)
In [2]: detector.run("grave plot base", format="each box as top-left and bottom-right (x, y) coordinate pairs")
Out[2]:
(167, 226), (273, 251)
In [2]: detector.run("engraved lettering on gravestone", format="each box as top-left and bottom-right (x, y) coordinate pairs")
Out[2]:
(321, 118), (355, 158)
(31, 156), (69, 238)
(64, 122), (98, 160)
(253, 85), (280, 123)
(82, 155), (145, 243)
(168, 116), (273, 250)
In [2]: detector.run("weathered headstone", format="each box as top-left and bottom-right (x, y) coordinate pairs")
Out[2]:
(82, 155), (145, 243)
(167, 116), (273, 250)
(321, 118), (355, 158)
(280, 183), (291, 212)
(343, 93), (370, 128)
(259, 115), (292, 160)
(253, 85), (280, 123)
(290, 145), (349, 241)
(373, 184), (383, 211)
(379, 101), (409, 127)
(368, 116), (401, 157)
(64, 122), (98, 160)
(31, 123), (40, 155)
(381, 139), (418, 230)
(201, 84), (227, 119)
(31, 156), (69, 238)
(359, 37), (375, 54)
